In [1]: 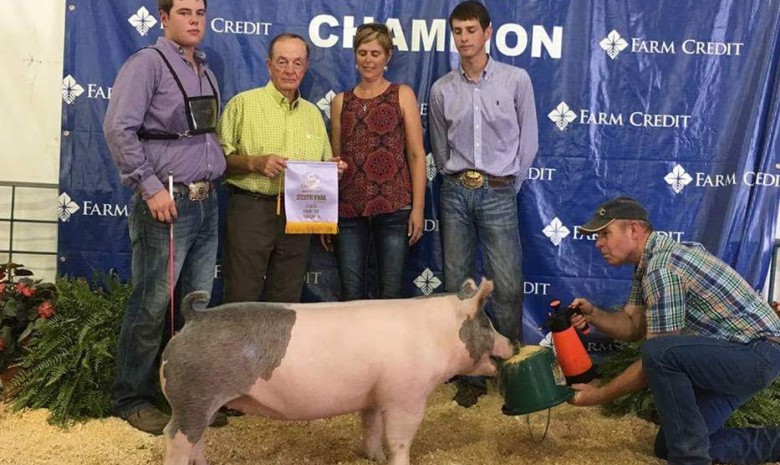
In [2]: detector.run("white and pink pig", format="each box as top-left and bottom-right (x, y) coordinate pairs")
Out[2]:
(160, 278), (514, 465)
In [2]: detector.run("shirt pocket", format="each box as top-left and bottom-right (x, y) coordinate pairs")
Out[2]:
(290, 123), (327, 161)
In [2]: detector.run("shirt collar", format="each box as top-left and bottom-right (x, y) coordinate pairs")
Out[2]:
(459, 54), (494, 83)
(265, 81), (300, 110)
(156, 37), (207, 65)
(634, 231), (660, 280)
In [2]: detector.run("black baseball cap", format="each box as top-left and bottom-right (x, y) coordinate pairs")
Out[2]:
(580, 197), (649, 233)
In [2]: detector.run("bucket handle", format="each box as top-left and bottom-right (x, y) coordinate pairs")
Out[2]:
(523, 408), (552, 444)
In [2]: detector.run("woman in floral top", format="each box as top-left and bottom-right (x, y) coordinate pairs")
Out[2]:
(324, 23), (426, 300)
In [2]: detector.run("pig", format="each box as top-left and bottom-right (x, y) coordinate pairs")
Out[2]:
(160, 278), (514, 465)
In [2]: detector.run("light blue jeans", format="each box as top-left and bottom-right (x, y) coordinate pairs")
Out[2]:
(439, 175), (524, 339)
(643, 335), (780, 465)
(113, 191), (219, 416)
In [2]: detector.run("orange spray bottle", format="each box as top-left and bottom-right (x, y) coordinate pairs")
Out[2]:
(544, 300), (597, 384)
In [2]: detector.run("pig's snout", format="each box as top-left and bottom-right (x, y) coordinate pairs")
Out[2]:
(491, 332), (515, 360)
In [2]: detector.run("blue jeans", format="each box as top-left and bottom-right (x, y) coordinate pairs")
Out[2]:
(439, 177), (524, 342)
(643, 335), (780, 465)
(336, 209), (410, 300)
(113, 191), (219, 416)
(440, 177), (524, 391)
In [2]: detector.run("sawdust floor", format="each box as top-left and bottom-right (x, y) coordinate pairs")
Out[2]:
(0, 383), (667, 465)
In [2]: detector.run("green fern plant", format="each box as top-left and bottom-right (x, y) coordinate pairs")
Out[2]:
(598, 341), (780, 428)
(9, 275), (131, 426)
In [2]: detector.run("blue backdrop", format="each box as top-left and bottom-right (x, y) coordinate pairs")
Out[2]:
(59, 1), (780, 348)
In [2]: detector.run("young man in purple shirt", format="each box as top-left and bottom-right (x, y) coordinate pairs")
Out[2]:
(429, 0), (538, 407)
(103, 0), (225, 435)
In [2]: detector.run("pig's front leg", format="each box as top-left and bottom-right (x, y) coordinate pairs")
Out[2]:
(190, 437), (208, 465)
(383, 403), (426, 465)
(360, 408), (386, 462)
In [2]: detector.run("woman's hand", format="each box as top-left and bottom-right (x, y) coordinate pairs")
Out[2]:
(408, 208), (424, 245)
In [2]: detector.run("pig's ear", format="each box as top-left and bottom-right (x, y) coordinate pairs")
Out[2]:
(457, 279), (478, 300)
(474, 278), (494, 308)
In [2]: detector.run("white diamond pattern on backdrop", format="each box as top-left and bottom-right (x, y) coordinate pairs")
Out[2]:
(58, 193), (80, 222)
(542, 217), (571, 246)
(414, 268), (442, 295)
(129, 6), (157, 36)
(61, 75), (84, 105)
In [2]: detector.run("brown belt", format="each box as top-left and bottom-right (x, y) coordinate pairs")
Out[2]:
(767, 336), (780, 345)
(447, 170), (514, 189)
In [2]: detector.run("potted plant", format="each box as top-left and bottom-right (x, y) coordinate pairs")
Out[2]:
(0, 262), (57, 384)
(11, 274), (131, 425)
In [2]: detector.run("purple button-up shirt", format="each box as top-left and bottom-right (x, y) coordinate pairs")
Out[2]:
(429, 57), (538, 191)
(103, 37), (226, 200)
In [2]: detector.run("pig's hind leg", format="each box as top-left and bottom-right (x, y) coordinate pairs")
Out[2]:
(163, 429), (196, 465)
(163, 403), (219, 465)
(360, 408), (387, 462)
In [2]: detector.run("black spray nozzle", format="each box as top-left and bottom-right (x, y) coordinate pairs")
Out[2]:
(544, 300), (590, 333)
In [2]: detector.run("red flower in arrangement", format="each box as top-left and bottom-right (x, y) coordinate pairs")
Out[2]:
(17, 283), (36, 297)
(0, 262), (57, 372)
(37, 301), (55, 319)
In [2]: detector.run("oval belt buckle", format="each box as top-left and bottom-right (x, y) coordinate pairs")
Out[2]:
(461, 170), (484, 189)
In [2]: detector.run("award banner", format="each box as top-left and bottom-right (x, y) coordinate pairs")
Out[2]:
(284, 161), (338, 234)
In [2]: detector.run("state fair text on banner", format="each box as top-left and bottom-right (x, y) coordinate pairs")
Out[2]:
(284, 161), (338, 234)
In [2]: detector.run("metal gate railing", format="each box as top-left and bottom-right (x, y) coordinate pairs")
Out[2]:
(0, 181), (59, 264)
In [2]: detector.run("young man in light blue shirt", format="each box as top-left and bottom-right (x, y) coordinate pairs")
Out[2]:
(429, 0), (538, 407)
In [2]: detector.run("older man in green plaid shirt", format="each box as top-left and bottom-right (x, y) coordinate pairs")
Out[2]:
(567, 197), (780, 465)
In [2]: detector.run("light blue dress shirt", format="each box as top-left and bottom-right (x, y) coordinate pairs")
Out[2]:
(429, 57), (538, 191)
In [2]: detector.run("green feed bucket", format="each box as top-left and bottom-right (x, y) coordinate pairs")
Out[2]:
(499, 345), (573, 415)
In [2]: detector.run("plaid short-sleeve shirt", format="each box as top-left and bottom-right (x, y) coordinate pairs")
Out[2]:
(627, 232), (780, 343)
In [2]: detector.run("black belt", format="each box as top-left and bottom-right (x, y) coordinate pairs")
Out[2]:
(229, 185), (279, 201)
(447, 170), (514, 189)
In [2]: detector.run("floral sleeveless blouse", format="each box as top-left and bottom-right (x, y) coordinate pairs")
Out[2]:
(338, 83), (412, 217)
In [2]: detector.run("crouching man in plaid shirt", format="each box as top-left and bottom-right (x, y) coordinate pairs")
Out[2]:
(567, 196), (780, 465)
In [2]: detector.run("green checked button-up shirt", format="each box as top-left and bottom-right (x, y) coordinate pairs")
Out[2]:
(627, 232), (780, 343)
(217, 81), (332, 195)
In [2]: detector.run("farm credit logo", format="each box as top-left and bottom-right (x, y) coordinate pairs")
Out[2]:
(548, 101), (691, 132)
(599, 29), (744, 60)
(58, 193), (129, 222)
(665, 164), (780, 194)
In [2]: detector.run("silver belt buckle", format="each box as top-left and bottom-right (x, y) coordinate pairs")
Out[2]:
(188, 181), (210, 201)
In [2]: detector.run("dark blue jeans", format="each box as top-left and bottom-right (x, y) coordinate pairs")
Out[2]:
(643, 335), (780, 465)
(113, 192), (219, 416)
(336, 209), (410, 300)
